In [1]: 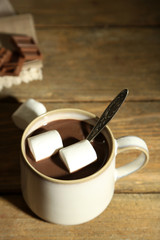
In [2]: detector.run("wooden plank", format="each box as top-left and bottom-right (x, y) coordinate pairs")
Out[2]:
(0, 101), (159, 193)
(10, 0), (160, 27)
(0, 28), (160, 102)
(0, 194), (159, 239)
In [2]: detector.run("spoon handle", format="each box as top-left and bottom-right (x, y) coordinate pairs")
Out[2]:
(87, 89), (129, 141)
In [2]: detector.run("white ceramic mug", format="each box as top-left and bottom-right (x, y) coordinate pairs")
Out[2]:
(21, 108), (149, 225)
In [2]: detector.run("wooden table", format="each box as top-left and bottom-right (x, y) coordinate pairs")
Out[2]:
(0, 0), (160, 239)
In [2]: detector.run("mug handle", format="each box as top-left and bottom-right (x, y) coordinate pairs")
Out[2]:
(115, 136), (149, 180)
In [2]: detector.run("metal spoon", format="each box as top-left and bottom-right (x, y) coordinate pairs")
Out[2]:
(87, 89), (129, 141)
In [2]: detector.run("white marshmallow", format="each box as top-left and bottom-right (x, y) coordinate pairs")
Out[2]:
(12, 99), (46, 130)
(28, 130), (63, 162)
(59, 139), (97, 173)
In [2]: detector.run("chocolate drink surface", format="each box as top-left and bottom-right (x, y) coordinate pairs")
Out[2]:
(26, 119), (109, 180)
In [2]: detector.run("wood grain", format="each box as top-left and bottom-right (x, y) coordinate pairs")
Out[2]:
(10, 0), (160, 27)
(0, 194), (159, 240)
(0, 101), (159, 193)
(0, 28), (160, 102)
(0, 1), (160, 238)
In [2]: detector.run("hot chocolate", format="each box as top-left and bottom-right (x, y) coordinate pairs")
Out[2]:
(26, 119), (109, 180)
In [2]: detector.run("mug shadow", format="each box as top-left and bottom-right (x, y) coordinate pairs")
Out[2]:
(2, 194), (41, 220)
(0, 96), (40, 221)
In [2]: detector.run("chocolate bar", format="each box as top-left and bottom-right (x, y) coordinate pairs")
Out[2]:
(0, 53), (24, 76)
(0, 48), (12, 68)
(11, 35), (42, 61)
(0, 35), (43, 77)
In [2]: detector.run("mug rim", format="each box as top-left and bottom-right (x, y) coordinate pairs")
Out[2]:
(21, 108), (116, 184)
